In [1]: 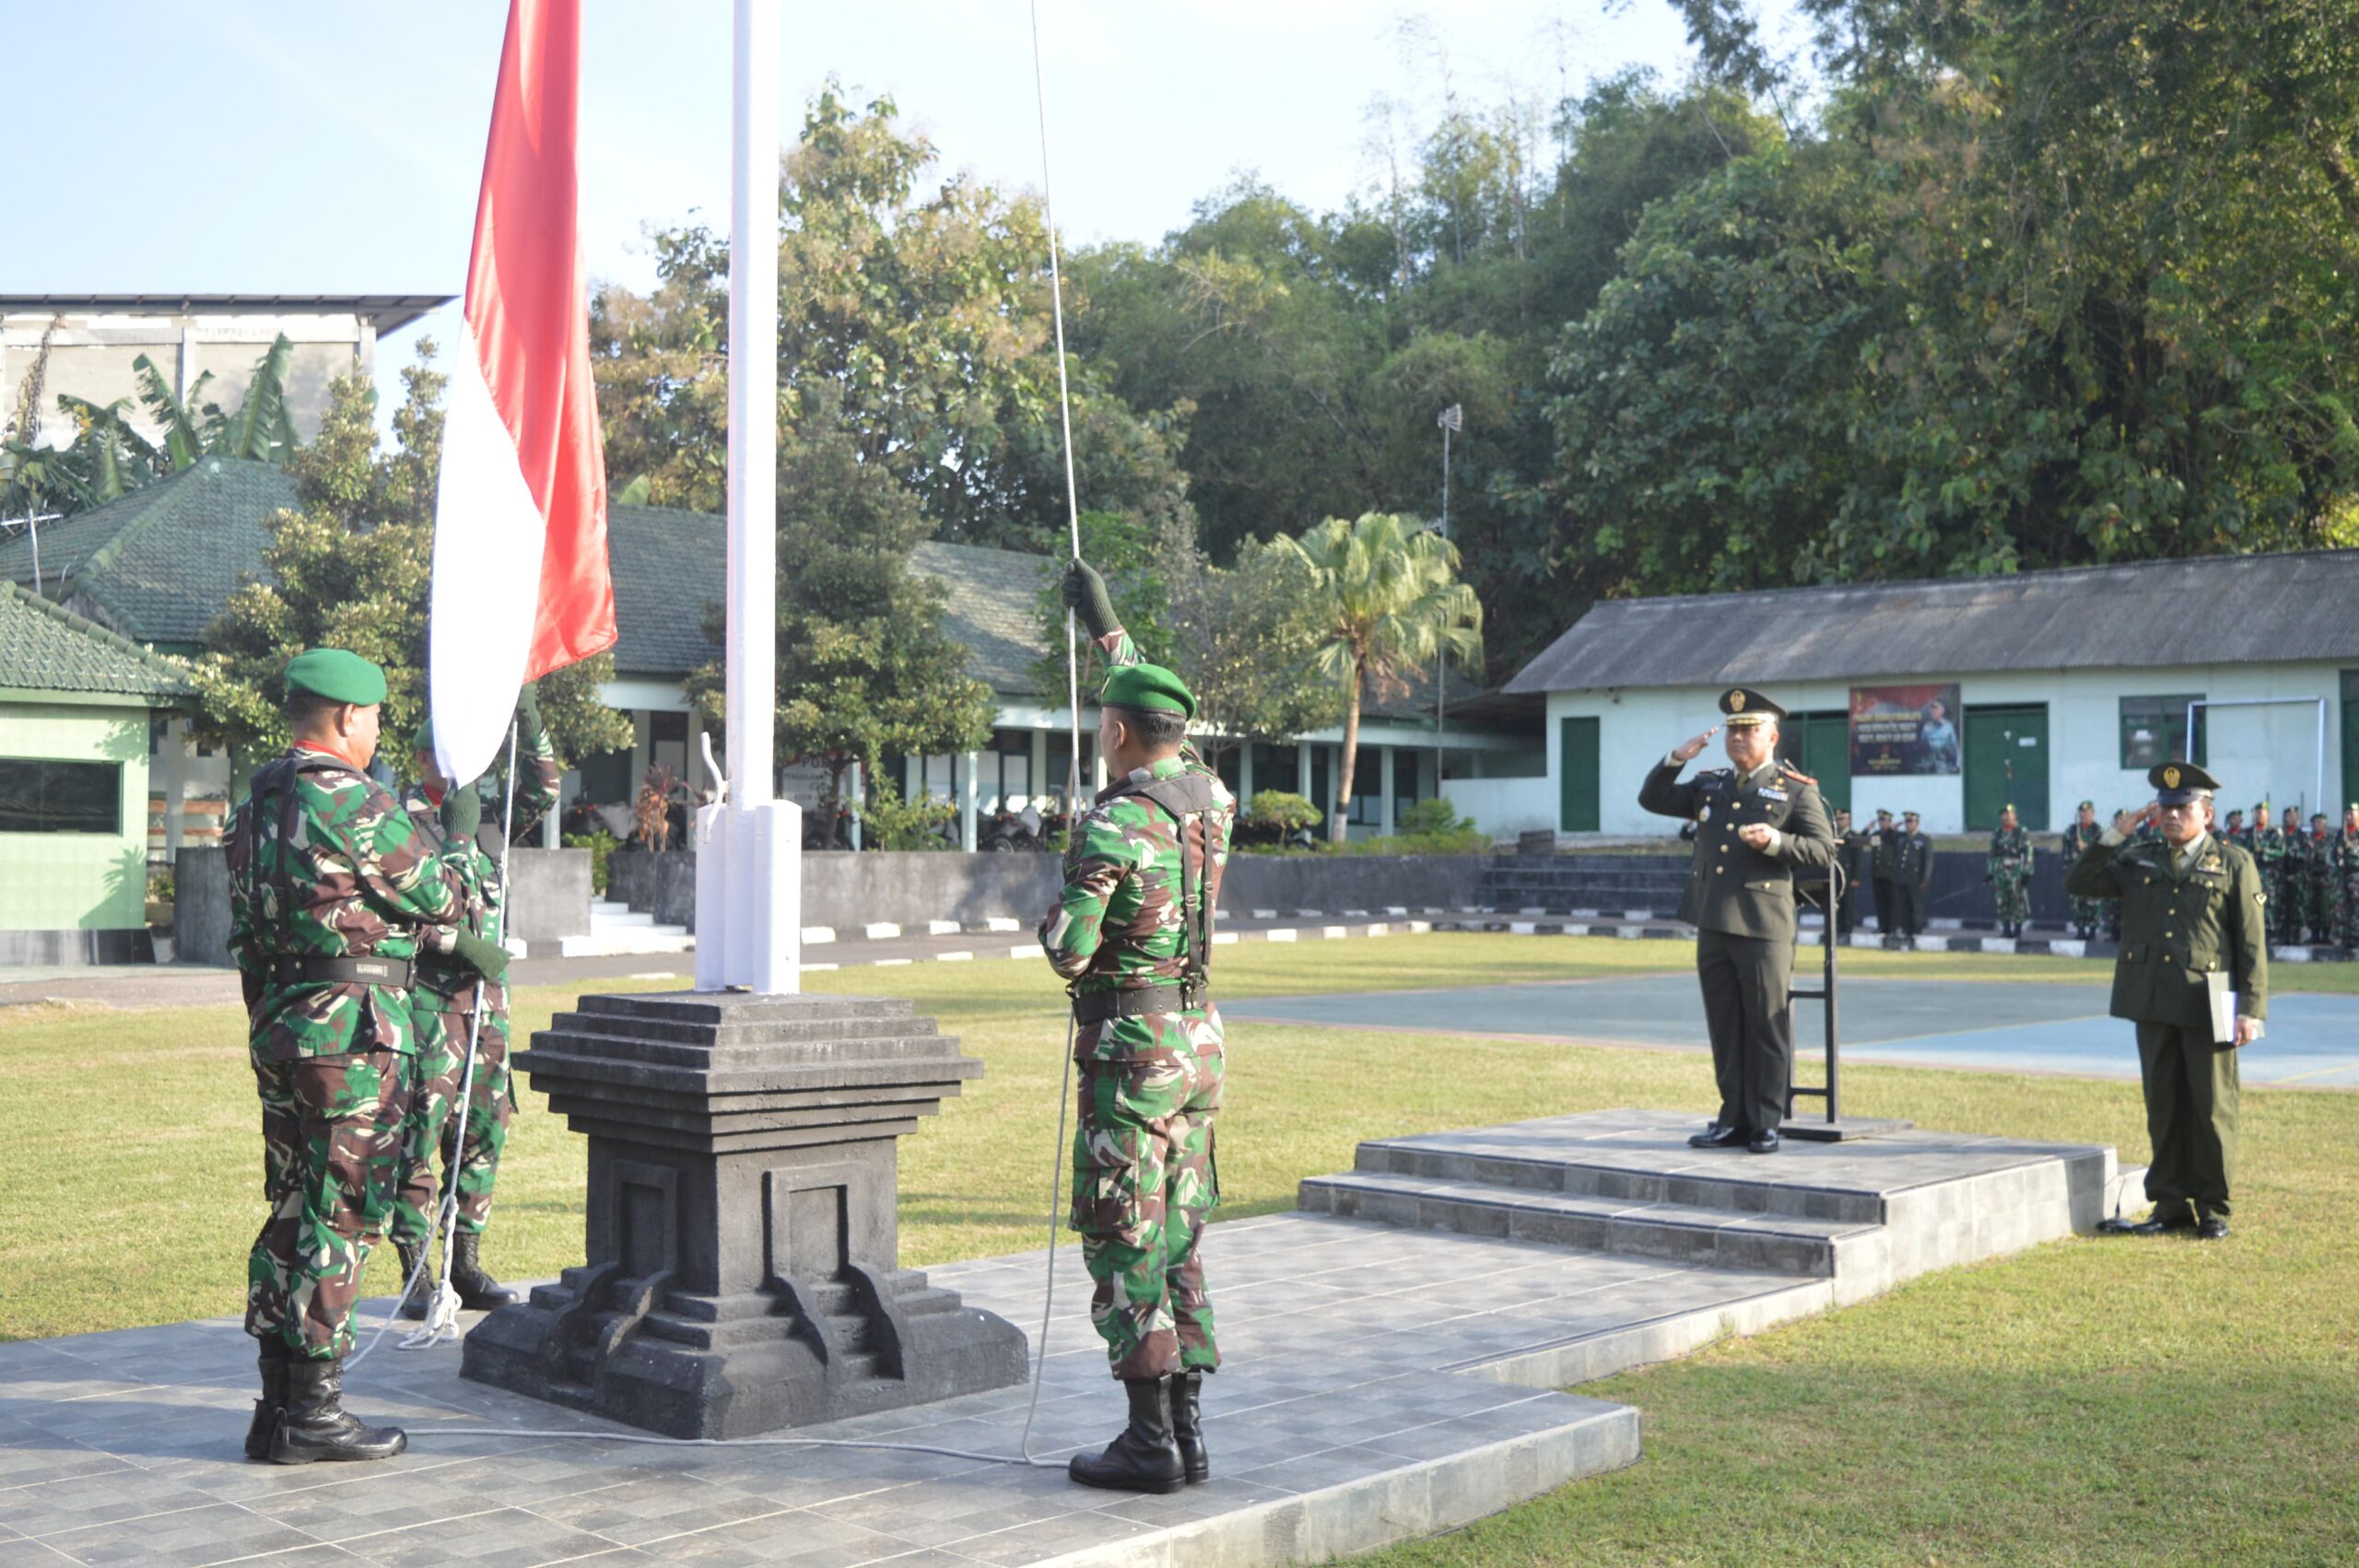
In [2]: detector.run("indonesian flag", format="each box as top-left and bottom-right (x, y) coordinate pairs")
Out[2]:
(428, 0), (614, 786)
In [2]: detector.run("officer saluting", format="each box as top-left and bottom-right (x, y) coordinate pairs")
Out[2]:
(2064, 763), (2267, 1240)
(1639, 688), (1836, 1153)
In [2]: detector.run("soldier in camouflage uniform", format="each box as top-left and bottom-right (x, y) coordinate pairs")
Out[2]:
(2275, 806), (2310, 945)
(225, 649), (508, 1465)
(1047, 562), (1235, 1495)
(2304, 814), (2333, 942)
(2062, 801), (2106, 941)
(1987, 804), (2033, 939)
(2332, 804), (2359, 954)
(390, 684), (563, 1317)
(2248, 802), (2283, 949)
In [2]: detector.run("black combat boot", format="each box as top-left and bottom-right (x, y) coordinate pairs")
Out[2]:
(394, 1240), (435, 1322)
(243, 1339), (292, 1460)
(267, 1356), (407, 1464)
(1068, 1376), (1187, 1494)
(1169, 1370), (1209, 1484)
(447, 1230), (519, 1310)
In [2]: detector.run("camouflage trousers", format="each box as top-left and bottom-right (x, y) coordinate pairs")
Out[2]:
(2068, 895), (2105, 934)
(391, 998), (513, 1245)
(1069, 1009), (1223, 1382)
(247, 1047), (407, 1359)
(1993, 875), (2029, 927)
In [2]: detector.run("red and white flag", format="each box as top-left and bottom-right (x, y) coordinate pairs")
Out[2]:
(429, 0), (614, 785)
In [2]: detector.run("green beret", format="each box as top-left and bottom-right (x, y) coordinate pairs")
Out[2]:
(411, 717), (436, 753)
(1100, 662), (1195, 720)
(285, 648), (386, 707)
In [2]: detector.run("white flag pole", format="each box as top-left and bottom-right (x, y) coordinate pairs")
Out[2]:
(696, 0), (799, 993)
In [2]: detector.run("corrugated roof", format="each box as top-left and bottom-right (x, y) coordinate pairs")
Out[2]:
(0, 458), (296, 650)
(0, 294), (452, 333)
(605, 503), (723, 678)
(1508, 550), (2359, 694)
(910, 541), (1053, 696)
(0, 580), (194, 700)
(600, 511), (1057, 694)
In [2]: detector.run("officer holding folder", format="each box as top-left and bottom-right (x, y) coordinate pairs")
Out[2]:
(2063, 762), (2267, 1240)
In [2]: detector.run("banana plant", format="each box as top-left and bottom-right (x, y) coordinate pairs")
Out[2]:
(132, 354), (221, 471)
(214, 334), (299, 463)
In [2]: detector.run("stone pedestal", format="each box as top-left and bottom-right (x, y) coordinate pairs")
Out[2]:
(462, 991), (1028, 1438)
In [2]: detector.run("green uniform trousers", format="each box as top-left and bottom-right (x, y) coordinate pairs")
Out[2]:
(391, 999), (514, 1245)
(247, 1048), (406, 1359)
(1070, 1008), (1223, 1381)
(2134, 1021), (2240, 1221)
(1695, 928), (1794, 1135)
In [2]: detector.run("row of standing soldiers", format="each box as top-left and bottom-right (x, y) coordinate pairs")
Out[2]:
(2068, 801), (2359, 950)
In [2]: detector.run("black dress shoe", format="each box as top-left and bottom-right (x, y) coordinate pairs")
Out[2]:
(2121, 1211), (2198, 1236)
(2195, 1217), (2230, 1241)
(1748, 1130), (1781, 1154)
(1687, 1124), (1748, 1150)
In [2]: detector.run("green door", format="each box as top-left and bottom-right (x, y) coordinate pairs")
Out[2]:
(1560, 717), (1600, 832)
(1803, 711), (1851, 815)
(1965, 705), (2048, 830)
(2341, 671), (2358, 813)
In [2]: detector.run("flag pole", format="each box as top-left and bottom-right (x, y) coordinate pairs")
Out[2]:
(725, 0), (777, 811)
(696, 0), (799, 993)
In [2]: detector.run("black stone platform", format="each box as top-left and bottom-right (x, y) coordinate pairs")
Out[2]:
(462, 991), (1027, 1438)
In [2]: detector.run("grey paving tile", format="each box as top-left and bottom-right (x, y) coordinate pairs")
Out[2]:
(29, 1501), (321, 1565)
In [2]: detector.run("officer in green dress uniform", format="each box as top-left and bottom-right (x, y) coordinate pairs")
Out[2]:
(1895, 812), (1933, 940)
(1638, 687), (1836, 1153)
(1833, 809), (1869, 938)
(1868, 809), (1899, 933)
(2064, 763), (2266, 1240)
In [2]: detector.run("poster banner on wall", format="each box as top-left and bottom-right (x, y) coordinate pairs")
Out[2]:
(1851, 684), (1963, 775)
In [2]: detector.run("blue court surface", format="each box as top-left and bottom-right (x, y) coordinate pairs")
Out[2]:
(1221, 977), (2359, 1087)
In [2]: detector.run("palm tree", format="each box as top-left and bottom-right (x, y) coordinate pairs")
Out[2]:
(1275, 511), (1483, 845)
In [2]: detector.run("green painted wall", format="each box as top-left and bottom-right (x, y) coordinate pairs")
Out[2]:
(0, 701), (152, 930)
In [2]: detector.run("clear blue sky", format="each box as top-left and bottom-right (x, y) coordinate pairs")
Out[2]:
(6, 2), (1804, 423)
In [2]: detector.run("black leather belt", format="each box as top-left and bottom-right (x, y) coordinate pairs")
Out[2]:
(1071, 984), (1206, 1024)
(269, 954), (414, 989)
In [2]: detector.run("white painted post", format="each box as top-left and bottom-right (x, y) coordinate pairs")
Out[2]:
(1297, 743), (1311, 799)
(695, 0), (801, 995)
(960, 750), (981, 851)
(1030, 728), (1049, 809)
(1379, 743), (1396, 837)
(847, 758), (863, 850)
(158, 717), (188, 858)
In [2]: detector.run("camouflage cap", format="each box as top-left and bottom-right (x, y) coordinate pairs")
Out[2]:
(1101, 662), (1195, 720)
(286, 648), (386, 707)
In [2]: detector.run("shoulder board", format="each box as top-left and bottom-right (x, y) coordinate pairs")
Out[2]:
(1777, 762), (1817, 787)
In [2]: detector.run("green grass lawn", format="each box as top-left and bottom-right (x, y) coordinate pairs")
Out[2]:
(3, 932), (2354, 1564)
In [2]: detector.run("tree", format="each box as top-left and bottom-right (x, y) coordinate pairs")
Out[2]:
(1273, 513), (1482, 844)
(592, 85), (1194, 555)
(2, 335), (303, 519)
(1161, 537), (1342, 778)
(683, 392), (994, 816)
(190, 350), (630, 778)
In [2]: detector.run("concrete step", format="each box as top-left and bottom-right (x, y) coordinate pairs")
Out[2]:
(1353, 1137), (1887, 1225)
(556, 925), (694, 958)
(1297, 1169), (1873, 1278)
(590, 907), (657, 930)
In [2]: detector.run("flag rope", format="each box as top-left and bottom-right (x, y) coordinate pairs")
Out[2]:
(381, 1), (1093, 1472)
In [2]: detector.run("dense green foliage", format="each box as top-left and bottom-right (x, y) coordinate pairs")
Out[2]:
(189, 354), (629, 776)
(1067, 3), (2359, 671)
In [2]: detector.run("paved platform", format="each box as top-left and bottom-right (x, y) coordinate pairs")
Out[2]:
(0, 1111), (2118, 1566)
(1226, 977), (2359, 1087)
